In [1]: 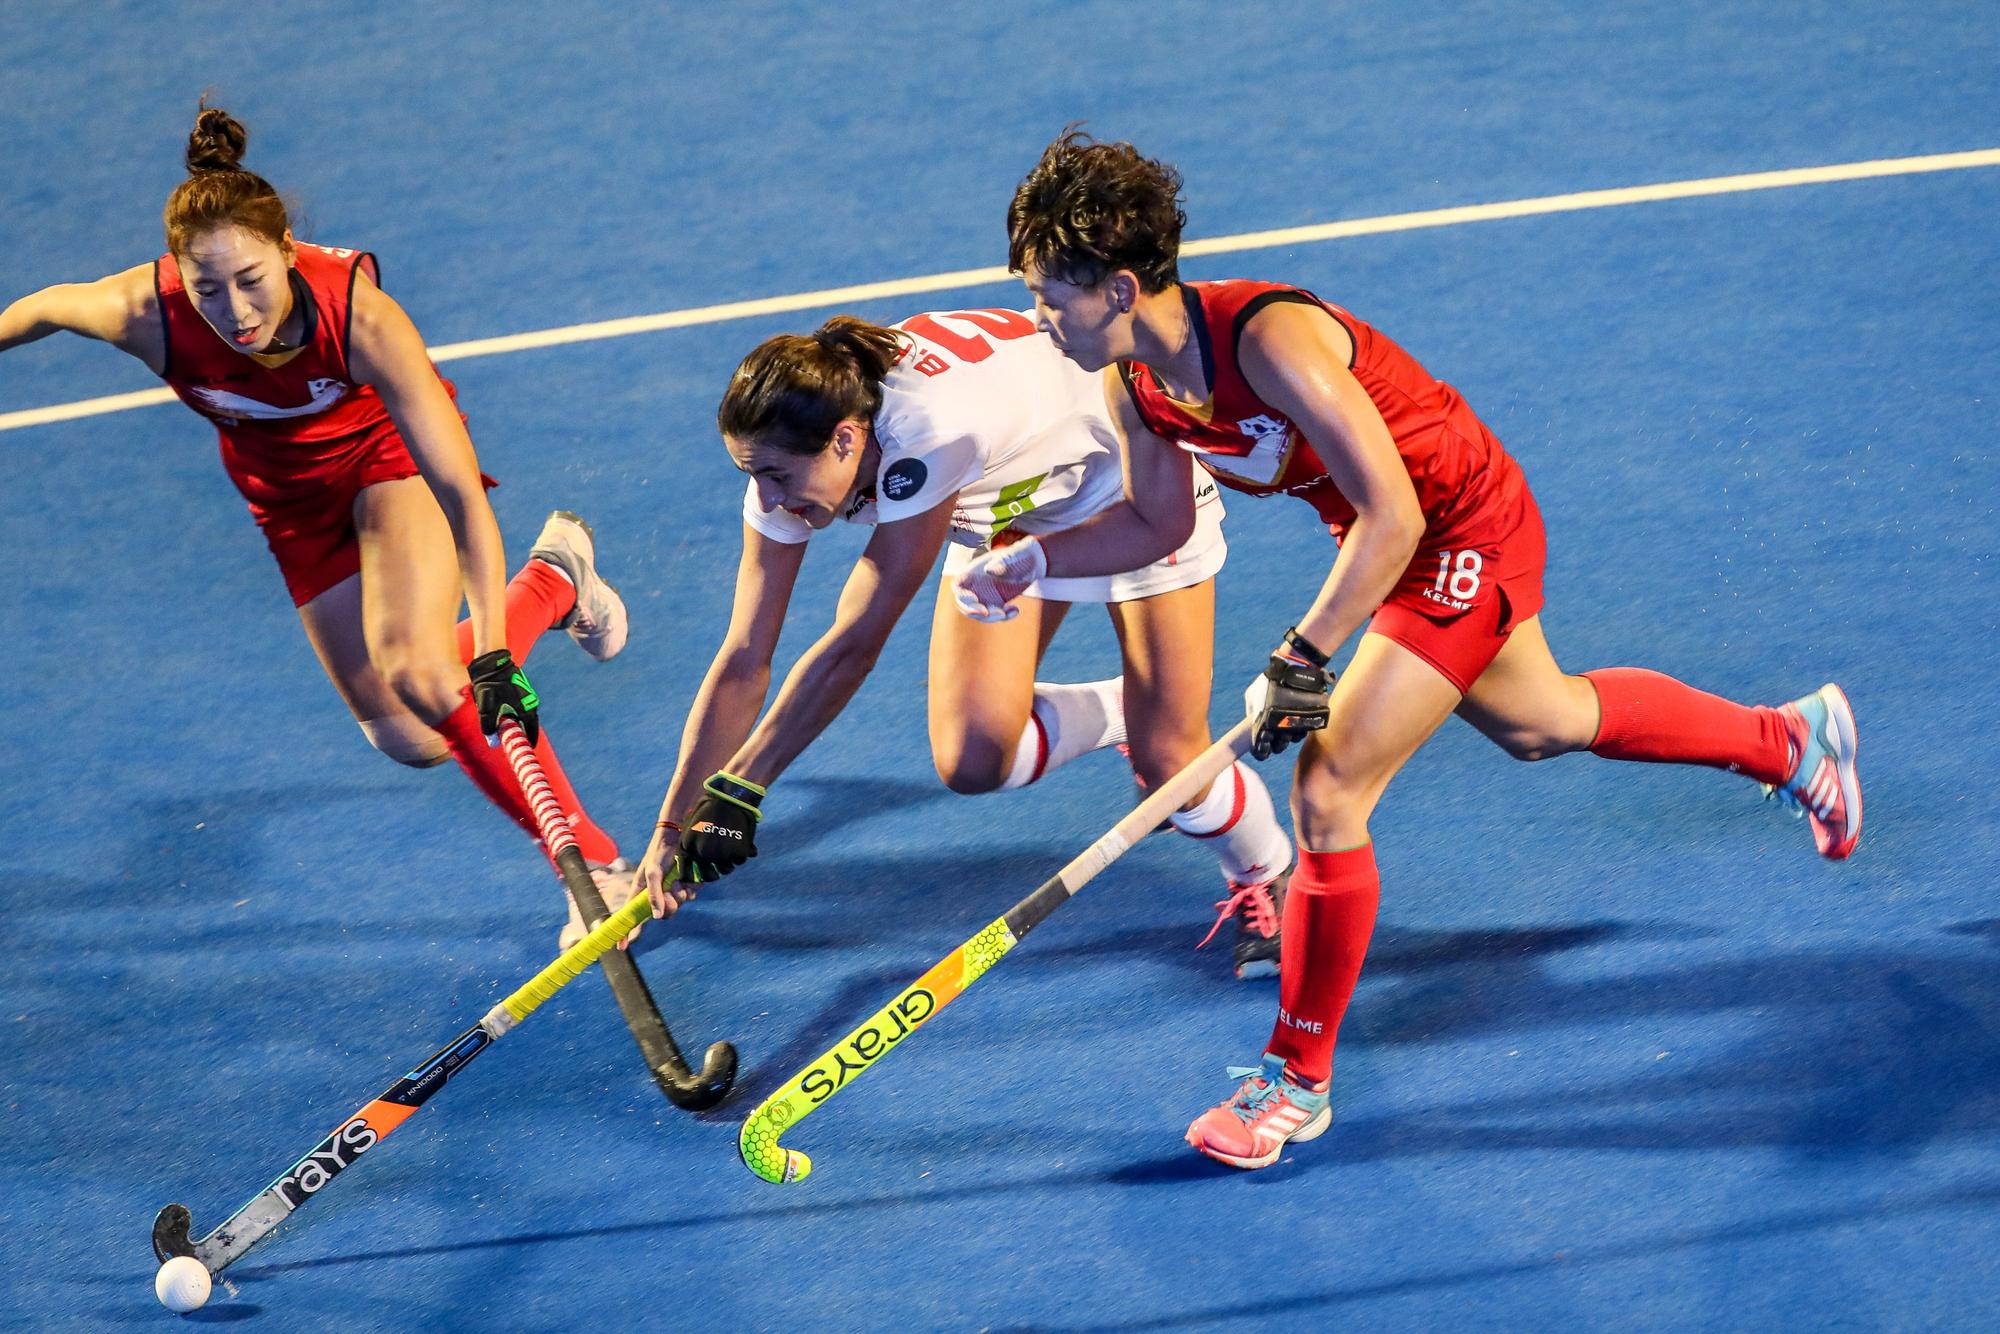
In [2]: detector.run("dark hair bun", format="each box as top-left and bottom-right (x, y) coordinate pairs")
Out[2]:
(185, 105), (249, 175)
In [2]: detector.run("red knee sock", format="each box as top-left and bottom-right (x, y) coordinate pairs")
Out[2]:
(529, 729), (619, 865)
(441, 560), (613, 865)
(455, 559), (575, 666)
(1265, 842), (1380, 1086)
(433, 692), (619, 867)
(1582, 667), (1792, 784)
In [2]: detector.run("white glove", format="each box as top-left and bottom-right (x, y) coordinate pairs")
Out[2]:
(952, 536), (1049, 623)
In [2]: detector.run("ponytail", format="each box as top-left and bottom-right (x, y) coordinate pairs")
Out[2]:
(717, 316), (907, 455)
(163, 102), (291, 255)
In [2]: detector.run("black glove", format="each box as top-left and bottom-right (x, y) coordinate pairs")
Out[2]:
(1243, 627), (1334, 760)
(673, 772), (766, 884)
(468, 649), (540, 747)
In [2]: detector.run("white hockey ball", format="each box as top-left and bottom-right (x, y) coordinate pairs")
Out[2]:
(154, 1255), (211, 1313)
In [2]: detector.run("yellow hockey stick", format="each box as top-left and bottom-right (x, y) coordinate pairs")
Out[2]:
(739, 719), (1254, 1184)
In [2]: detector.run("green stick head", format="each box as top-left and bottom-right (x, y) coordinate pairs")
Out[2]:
(739, 1101), (813, 1184)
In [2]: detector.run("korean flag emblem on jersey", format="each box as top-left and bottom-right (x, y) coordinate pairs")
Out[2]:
(1238, 413), (1290, 445)
(1179, 412), (1293, 486)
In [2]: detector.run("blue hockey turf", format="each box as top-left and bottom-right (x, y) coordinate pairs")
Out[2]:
(3, 3), (1997, 1328)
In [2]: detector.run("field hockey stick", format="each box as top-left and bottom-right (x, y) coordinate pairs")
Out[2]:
(496, 720), (737, 1111)
(738, 718), (1255, 1184)
(152, 883), (656, 1276)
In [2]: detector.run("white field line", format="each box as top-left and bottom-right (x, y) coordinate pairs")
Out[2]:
(4, 146), (1996, 435)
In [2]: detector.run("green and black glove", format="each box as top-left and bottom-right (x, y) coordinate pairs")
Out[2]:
(674, 772), (766, 883)
(468, 649), (540, 747)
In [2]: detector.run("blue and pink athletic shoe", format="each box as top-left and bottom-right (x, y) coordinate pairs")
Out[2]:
(1185, 1054), (1331, 1169)
(1765, 683), (1862, 859)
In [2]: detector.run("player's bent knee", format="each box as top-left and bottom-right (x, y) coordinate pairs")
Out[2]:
(934, 750), (1008, 795)
(930, 726), (1013, 794)
(377, 658), (465, 722)
(359, 715), (451, 768)
(1290, 766), (1376, 836)
(1494, 730), (1569, 762)
(1124, 737), (1205, 793)
(1488, 721), (1593, 762)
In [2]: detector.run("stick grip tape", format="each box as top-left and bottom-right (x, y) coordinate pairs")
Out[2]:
(484, 891), (655, 1034)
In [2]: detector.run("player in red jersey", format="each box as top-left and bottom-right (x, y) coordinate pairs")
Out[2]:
(958, 130), (1862, 1169)
(0, 106), (637, 946)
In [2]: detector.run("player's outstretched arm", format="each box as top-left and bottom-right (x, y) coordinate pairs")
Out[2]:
(665, 500), (956, 894)
(347, 278), (514, 678)
(731, 500), (957, 782)
(0, 266), (164, 369)
(953, 372), (1194, 622)
(637, 525), (807, 913)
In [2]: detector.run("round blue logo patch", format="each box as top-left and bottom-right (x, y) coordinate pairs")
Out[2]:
(881, 457), (928, 501)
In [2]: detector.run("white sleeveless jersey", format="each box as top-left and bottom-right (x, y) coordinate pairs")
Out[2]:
(741, 308), (1129, 550)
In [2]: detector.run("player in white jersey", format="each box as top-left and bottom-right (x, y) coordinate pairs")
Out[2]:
(634, 310), (1296, 976)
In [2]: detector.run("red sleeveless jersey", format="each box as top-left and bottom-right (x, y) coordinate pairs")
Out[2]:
(1118, 280), (1527, 547)
(156, 241), (391, 441)
(154, 242), (457, 517)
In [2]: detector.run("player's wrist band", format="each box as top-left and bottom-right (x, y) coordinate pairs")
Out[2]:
(1281, 626), (1330, 668)
(707, 772), (768, 807)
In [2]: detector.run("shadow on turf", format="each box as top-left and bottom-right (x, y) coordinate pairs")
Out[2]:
(775, 774), (956, 855)
(1346, 953), (2000, 1149)
(989, 1178), (2000, 1330)
(725, 918), (1645, 1106)
(720, 922), (2000, 1172)
(96, 1301), (262, 1326)
(227, 1165), (2000, 1290)
(0, 782), (395, 911)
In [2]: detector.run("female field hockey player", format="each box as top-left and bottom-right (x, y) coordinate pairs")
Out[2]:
(957, 130), (1863, 1169)
(635, 310), (1296, 977)
(0, 106), (637, 946)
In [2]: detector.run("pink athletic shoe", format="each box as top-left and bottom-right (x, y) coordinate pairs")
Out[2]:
(1185, 1054), (1332, 1169)
(1766, 684), (1861, 859)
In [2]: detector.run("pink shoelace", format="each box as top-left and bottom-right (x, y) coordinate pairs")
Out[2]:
(1197, 880), (1278, 950)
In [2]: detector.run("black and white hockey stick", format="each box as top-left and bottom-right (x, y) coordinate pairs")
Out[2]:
(496, 721), (737, 1110)
(151, 720), (732, 1274)
(151, 880), (656, 1274)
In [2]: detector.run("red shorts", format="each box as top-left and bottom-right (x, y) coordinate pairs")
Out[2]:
(247, 419), (421, 607)
(1366, 483), (1546, 694)
(218, 389), (486, 607)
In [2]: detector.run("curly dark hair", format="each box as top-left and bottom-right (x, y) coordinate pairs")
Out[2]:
(1007, 127), (1185, 293)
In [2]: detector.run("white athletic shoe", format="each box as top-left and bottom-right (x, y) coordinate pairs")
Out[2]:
(559, 857), (642, 951)
(529, 511), (629, 662)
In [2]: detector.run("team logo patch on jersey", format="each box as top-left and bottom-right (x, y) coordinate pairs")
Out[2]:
(187, 376), (350, 421)
(1237, 413), (1290, 445)
(881, 458), (928, 501)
